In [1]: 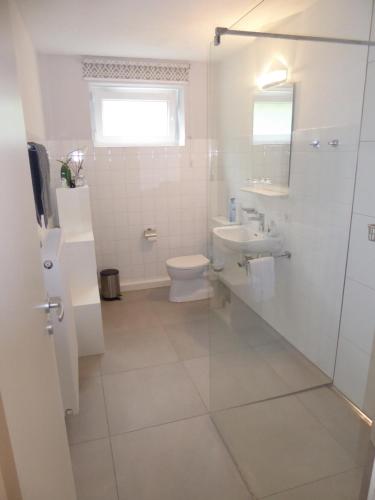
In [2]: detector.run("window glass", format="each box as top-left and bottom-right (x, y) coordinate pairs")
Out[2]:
(89, 83), (185, 147)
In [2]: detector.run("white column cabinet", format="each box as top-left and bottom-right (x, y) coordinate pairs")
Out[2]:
(56, 186), (104, 356)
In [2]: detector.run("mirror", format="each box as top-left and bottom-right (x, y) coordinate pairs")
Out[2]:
(250, 84), (294, 189)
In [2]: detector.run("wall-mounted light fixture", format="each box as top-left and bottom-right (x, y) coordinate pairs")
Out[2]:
(256, 59), (288, 89)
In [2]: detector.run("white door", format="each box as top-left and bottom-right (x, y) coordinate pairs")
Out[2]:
(0, 2), (76, 499)
(41, 228), (79, 414)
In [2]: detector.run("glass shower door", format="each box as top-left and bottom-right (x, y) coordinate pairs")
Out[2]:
(207, 1), (374, 497)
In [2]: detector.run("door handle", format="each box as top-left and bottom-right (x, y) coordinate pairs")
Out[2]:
(37, 296), (64, 322)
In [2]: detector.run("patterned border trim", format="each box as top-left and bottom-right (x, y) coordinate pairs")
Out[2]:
(82, 57), (190, 82)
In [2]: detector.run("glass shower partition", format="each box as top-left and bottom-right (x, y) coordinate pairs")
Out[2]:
(207, 1), (374, 497)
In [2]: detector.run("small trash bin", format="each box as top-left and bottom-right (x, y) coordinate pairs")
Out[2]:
(100, 268), (121, 300)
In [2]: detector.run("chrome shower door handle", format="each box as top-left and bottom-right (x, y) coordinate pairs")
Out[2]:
(37, 296), (64, 322)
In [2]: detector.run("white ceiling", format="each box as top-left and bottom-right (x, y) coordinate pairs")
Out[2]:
(15, 0), (322, 61)
(14, 0), (265, 61)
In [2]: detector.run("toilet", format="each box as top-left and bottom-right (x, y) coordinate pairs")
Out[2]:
(166, 254), (213, 302)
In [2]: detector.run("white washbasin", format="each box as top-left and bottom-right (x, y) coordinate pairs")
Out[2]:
(213, 225), (282, 254)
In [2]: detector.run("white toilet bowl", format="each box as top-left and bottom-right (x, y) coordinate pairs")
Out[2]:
(166, 254), (213, 302)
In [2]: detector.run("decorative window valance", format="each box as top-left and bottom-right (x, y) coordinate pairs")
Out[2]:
(82, 57), (190, 82)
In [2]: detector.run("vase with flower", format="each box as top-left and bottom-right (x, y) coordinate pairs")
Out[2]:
(58, 149), (86, 188)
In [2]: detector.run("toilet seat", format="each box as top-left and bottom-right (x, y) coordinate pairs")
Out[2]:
(166, 254), (209, 270)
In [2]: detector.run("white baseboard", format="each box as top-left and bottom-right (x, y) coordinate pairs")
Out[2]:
(120, 276), (171, 292)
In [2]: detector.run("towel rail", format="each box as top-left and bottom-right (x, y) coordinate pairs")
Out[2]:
(273, 251), (292, 259)
(237, 251), (291, 272)
(244, 251), (291, 261)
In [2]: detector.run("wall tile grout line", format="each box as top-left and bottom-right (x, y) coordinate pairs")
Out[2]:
(259, 466), (364, 499)
(176, 360), (210, 411)
(209, 414), (257, 499)
(99, 368), (121, 500)
(211, 381), (333, 416)
(295, 387), (372, 467)
(68, 381), (338, 444)
(100, 357), (186, 377)
(69, 387), (366, 500)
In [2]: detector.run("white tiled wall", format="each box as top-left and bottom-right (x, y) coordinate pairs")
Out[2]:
(334, 32), (375, 412)
(48, 140), (208, 287)
(251, 144), (290, 188)
(38, 54), (209, 287)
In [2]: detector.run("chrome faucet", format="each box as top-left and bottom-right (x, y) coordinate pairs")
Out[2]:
(241, 207), (265, 232)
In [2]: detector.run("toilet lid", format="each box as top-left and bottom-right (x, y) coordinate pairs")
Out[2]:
(166, 254), (209, 270)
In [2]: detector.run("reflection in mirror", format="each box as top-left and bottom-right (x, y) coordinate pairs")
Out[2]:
(249, 84), (294, 190)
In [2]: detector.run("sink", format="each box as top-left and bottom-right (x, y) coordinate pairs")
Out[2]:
(213, 225), (282, 254)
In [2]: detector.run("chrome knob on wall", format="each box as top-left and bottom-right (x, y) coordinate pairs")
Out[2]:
(309, 139), (340, 148)
(309, 140), (320, 148)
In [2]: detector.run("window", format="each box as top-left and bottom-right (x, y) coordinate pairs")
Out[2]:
(89, 83), (185, 147)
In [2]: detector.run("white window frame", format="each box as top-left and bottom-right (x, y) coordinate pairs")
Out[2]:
(89, 82), (185, 147)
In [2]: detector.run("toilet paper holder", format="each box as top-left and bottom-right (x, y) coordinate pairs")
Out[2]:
(144, 228), (157, 241)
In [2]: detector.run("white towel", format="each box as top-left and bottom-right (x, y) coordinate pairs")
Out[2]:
(248, 256), (275, 302)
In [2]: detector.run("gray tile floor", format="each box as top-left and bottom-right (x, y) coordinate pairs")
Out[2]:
(67, 287), (372, 500)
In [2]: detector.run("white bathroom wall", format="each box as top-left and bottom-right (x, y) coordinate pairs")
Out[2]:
(334, 8), (375, 414)
(38, 55), (208, 287)
(9, 0), (45, 142)
(209, 0), (372, 378)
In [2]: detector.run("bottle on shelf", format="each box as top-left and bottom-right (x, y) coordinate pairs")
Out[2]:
(228, 197), (237, 223)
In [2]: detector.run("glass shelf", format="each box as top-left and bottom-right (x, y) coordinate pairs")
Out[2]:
(240, 185), (289, 197)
